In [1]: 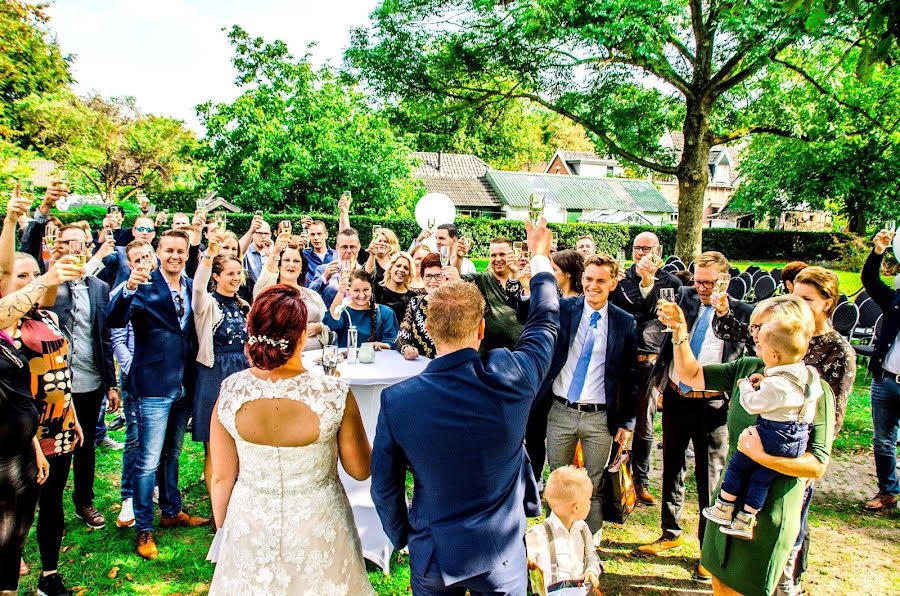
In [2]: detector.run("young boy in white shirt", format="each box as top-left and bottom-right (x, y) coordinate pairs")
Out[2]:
(703, 315), (823, 540)
(526, 466), (602, 595)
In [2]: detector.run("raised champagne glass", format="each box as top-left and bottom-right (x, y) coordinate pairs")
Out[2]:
(659, 287), (676, 332)
(528, 193), (545, 227)
(512, 241), (524, 260)
(70, 240), (88, 289)
(648, 245), (664, 269)
(215, 211), (228, 232)
(139, 253), (154, 286)
(439, 245), (451, 267)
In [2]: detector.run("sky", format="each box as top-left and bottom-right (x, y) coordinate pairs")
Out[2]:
(45, 0), (380, 131)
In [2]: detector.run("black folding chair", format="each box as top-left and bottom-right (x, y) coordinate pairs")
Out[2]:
(727, 277), (746, 301)
(853, 297), (883, 342)
(771, 268), (782, 284)
(854, 314), (883, 383)
(665, 255), (680, 265)
(662, 263), (679, 274)
(752, 275), (777, 302)
(837, 293), (848, 305)
(853, 289), (870, 306)
(670, 259), (686, 272)
(831, 301), (860, 341)
(746, 265), (761, 276)
(728, 266), (740, 278)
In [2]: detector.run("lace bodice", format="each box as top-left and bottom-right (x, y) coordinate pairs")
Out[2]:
(209, 370), (374, 595)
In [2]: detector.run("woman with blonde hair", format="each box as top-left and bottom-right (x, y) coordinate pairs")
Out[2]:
(662, 294), (835, 596)
(375, 251), (425, 324)
(364, 227), (400, 285)
(408, 244), (431, 290)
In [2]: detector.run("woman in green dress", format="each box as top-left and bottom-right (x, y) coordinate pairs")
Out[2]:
(660, 294), (835, 596)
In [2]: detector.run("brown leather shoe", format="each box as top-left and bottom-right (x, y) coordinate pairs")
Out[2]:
(160, 510), (211, 528)
(864, 493), (898, 511)
(635, 485), (656, 505)
(74, 504), (106, 529)
(634, 534), (684, 556)
(694, 562), (712, 583)
(136, 531), (158, 560)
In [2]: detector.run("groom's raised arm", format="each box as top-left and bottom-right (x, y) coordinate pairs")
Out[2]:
(370, 395), (411, 550)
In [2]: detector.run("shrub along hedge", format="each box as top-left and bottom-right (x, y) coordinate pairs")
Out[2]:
(39, 208), (847, 263)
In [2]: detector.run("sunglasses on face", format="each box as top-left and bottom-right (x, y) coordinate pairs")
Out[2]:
(135, 226), (154, 233)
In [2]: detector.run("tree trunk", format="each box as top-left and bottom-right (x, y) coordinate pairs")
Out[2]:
(675, 101), (712, 263)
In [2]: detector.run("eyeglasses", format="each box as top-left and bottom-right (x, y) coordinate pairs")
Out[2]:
(135, 226), (154, 233)
(633, 245), (656, 253)
(423, 273), (442, 281)
(173, 294), (185, 319)
(694, 280), (716, 290)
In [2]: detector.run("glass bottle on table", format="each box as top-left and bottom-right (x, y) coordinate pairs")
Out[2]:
(347, 326), (359, 364)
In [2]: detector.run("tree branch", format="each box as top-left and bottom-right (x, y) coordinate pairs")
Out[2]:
(711, 126), (810, 145)
(667, 33), (696, 64)
(772, 58), (893, 134)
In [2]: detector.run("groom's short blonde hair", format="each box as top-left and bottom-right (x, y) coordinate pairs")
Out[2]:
(426, 281), (485, 346)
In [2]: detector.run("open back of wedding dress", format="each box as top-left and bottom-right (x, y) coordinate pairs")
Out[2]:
(208, 370), (374, 595)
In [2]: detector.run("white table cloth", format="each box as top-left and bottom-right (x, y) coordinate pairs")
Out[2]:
(301, 349), (430, 573)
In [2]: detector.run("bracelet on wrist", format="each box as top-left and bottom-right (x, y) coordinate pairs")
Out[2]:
(672, 334), (689, 345)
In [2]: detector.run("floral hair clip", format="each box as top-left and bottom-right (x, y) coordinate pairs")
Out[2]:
(248, 335), (290, 351)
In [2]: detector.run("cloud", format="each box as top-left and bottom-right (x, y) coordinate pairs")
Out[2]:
(46, 0), (377, 131)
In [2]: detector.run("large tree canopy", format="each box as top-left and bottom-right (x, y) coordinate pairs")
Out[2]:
(346, 0), (852, 259)
(731, 44), (900, 234)
(18, 93), (199, 201)
(198, 26), (421, 216)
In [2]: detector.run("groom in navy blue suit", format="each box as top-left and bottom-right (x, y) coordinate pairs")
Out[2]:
(371, 221), (558, 595)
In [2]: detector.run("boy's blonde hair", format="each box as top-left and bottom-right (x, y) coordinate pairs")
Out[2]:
(545, 465), (593, 504)
(753, 294), (815, 361)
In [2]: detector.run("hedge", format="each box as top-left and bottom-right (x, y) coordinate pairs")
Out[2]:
(25, 208), (848, 263)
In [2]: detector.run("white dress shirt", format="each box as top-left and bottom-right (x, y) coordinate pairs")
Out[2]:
(668, 303), (725, 390)
(738, 362), (822, 424)
(525, 513), (602, 588)
(552, 302), (609, 404)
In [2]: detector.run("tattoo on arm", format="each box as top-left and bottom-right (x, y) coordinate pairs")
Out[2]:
(0, 280), (48, 328)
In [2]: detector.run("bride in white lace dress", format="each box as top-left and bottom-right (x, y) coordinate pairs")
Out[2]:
(207, 285), (374, 595)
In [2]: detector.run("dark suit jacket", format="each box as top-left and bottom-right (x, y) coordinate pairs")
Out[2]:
(370, 271), (559, 585)
(106, 269), (198, 398)
(538, 297), (640, 432)
(611, 265), (683, 354)
(649, 287), (753, 395)
(49, 277), (116, 393)
(862, 249), (900, 376)
(98, 247), (132, 289)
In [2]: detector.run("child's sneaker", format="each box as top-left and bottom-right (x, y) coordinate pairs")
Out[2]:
(702, 497), (735, 526)
(721, 510), (757, 540)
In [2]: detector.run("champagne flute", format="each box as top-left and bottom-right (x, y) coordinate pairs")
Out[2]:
(341, 190), (352, 204)
(551, 230), (559, 249)
(616, 249), (627, 269)
(528, 193), (545, 227)
(53, 170), (69, 192)
(280, 220), (292, 237)
(322, 344), (339, 376)
(44, 227), (57, 252)
(69, 240), (88, 289)
(215, 211), (227, 232)
(886, 220), (897, 238)
(426, 217), (436, 231)
(196, 198), (207, 215)
(659, 287), (676, 333)
(254, 210), (264, 218)
(648, 245), (664, 269)
(19, 180), (34, 202)
(512, 241), (524, 260)
(439, 245), (451, 267)
(139, 253), (154, 286)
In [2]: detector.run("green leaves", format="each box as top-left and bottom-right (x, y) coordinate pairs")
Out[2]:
(199, 26), (420, 216)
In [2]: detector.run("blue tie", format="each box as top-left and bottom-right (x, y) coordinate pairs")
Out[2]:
(680, 305), (713, 393)
(567, 311), (601, 402)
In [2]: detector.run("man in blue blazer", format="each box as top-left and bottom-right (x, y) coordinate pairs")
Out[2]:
(541, 253), (639, 540)
(371, 221), (558, 595)
(106, 229), (209, 561)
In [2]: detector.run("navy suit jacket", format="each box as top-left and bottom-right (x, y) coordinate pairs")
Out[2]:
(371, 271), (559, 585)
(538, 297), (640, 432)
(105, 269), (198, 398)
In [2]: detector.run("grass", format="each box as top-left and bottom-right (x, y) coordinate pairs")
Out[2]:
(18, 374), (897, 595)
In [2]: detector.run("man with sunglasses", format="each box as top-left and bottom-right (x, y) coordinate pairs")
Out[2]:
(635, 251), (752, 583)
(609, 232), (683, 506)
(107, 229), (209, 561)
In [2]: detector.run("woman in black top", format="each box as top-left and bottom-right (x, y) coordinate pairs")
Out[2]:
(375, 251), (424, 325)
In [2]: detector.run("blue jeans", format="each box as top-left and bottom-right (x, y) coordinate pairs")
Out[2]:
(870, 377), (900, 495)
(133, 388), (191, 532)
(120, 386), (140, 500)
(722, 418), (810, 511)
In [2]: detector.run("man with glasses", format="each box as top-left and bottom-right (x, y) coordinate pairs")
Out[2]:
(609, 231), (682, 506)
(243, 218), (272, 288)
(310, 228), (361, 304)
(40, 225), (119, 530)
(635, 251), (752, 583)
(107, 229), (209, 560)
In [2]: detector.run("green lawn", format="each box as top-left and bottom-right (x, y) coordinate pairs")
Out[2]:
(18, 375), (895, 595)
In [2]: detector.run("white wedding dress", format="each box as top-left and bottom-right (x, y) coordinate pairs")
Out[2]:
(208, 370), (374, 595)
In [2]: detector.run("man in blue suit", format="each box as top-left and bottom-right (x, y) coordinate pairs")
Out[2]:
(542, 253), (639, 541)
(106, 229), (209, 561)
(371, 220), (558, 595)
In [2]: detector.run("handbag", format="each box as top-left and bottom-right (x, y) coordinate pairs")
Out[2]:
(601, 445), (637, 524)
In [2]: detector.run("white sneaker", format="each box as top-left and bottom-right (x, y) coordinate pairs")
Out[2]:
(153, 485), (159, 504)
(116, 498), (134, 528)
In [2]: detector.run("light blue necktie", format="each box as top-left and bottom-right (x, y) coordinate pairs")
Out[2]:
(567, 311), (601, 402)
(680, 305), (713, 393)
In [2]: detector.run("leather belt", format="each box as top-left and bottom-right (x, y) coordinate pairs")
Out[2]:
(637, 353), (658, 363)
(878, 370), (900, 384)
(667, 380), (725, 399)
(553, 395), (606, 413)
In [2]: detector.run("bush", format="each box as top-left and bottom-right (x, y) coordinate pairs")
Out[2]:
(11, 206), (850, 263)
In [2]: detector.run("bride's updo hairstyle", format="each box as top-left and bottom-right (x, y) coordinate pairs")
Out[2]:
(246, 284), (308, 370)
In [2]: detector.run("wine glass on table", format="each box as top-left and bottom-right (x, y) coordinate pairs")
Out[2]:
(322, 344), (339, 377)
(658, 287), (676, 333)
